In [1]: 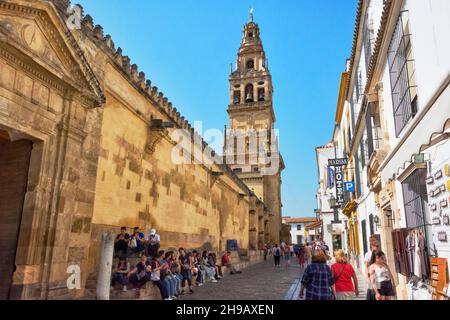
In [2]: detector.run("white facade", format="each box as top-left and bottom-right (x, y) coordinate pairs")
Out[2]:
(315, 144), (348, 254)
(326, 0), (450, 300)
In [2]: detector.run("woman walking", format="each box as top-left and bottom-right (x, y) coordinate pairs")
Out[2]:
(284, 244), (292, 269)
(297, 245), (306, 270)
(331, 250), (359, 300)
(299, 250), (336, 300)
(369, 251), (397, 300)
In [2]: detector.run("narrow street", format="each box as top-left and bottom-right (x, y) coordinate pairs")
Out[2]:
(179, 259), (368, 301)
(180, 259), (304, 301)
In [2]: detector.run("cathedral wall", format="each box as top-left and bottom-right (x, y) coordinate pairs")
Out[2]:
(87, 62), (252, 279)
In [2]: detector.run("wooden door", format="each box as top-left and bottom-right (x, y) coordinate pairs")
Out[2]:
(0, 140), (33, 299)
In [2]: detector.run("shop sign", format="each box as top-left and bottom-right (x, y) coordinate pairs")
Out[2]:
(328, 158), (348, 167)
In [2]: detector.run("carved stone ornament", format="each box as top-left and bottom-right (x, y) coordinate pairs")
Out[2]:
(145, 120), (169, 154)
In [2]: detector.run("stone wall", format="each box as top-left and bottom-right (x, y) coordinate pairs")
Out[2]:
(0, 0), (276, 299)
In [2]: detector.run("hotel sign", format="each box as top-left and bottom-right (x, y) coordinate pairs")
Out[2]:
(328, 158), (348, 206)
(328, 158), (348, 166)
(334, 165), (345, 205)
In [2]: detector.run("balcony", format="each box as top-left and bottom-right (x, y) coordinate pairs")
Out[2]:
(228, 100), (271, 112)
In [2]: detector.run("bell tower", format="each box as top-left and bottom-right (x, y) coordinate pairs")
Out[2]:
(225, 11), (284, 245)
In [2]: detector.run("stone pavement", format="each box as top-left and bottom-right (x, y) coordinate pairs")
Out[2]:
(179, 259), (368, 301)
(179, 258), (304, 300)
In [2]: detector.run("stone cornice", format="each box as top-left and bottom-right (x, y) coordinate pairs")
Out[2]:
(0, 0), (105, 106)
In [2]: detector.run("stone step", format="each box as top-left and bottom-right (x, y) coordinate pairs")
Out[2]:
(85, 282), (161, 300)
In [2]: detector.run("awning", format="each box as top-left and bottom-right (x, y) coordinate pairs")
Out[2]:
(305, 220), (322, 230)
(380, 80), (450, 182)
(342, 200), (358, 217)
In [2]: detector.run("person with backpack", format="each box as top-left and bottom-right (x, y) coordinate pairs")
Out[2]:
(331, 250), (359, 300)
(272, 244), (282, 267)
(299, 250), (336, 300)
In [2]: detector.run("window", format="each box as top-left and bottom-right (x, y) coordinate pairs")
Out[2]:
(365, 108), (374, 158)
(402, 169), (428, 229)
(363, 11), (374, 76)
(245, 84), (254, 102)
(355, 67), (363, 103)
(233, 90), (241, 105)
(360, 137), (367, 169)
(297, 225), (302, 231)
(369, 214), (374, 236)
(257, 88), (265, 101)
(388, 10), (418, 137)
(361, 220), (368, 255)
(233, 168), (242, 174)
(247, 59), (254, 70)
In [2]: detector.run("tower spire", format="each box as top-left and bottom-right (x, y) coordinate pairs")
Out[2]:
(250, 7), (254, 22)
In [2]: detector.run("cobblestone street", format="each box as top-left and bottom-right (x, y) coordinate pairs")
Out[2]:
(180, 258), (304, 300)
(179, 258), (368, 301)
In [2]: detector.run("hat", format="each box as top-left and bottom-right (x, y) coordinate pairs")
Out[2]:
(150, 229), (156, 235)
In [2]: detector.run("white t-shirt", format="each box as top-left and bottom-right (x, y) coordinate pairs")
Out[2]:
(148, 233), (160, 242)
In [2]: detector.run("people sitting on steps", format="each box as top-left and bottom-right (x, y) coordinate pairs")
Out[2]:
(221, 251), (242, 275)
(129, 227), (146, 256)
(111, 257), (130, 292)
(114, 227), (130, 259)
(110, 226), (273, 300)
(147, 228), (161, 259)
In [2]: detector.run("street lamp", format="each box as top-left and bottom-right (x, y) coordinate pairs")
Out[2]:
(328, 195), (337, 208)
(328, 195), (342, 224)
(384, 209), (395, 227)
(374, 216), (381, 229)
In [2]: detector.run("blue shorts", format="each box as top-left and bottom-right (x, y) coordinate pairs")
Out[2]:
(181, 271), (192, 281)
(284, 254), (291, 260)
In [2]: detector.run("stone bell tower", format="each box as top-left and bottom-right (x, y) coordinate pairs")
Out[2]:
(225, 11), (284, 245)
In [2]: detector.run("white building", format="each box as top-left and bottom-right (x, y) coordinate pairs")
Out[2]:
(315, 144), (348, 254)
(328, 0), (450, 300)
(282, 217), (319, 245)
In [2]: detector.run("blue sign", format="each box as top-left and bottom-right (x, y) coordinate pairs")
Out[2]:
(344, 181), (355, 193)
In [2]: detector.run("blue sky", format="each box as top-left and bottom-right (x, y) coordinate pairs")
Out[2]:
(76, 0), (358, 218)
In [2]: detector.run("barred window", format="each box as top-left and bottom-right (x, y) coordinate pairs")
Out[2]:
(402, 169), (428, 229)
(355, 67), (363, 103)
(363, 11), (374, 75)
(387, 10), (418, 137)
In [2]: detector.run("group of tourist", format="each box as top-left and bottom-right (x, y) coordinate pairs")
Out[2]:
(110, 226), (241, 300)
(264, 240), (331, 270)
(298, 239), (396, 300)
